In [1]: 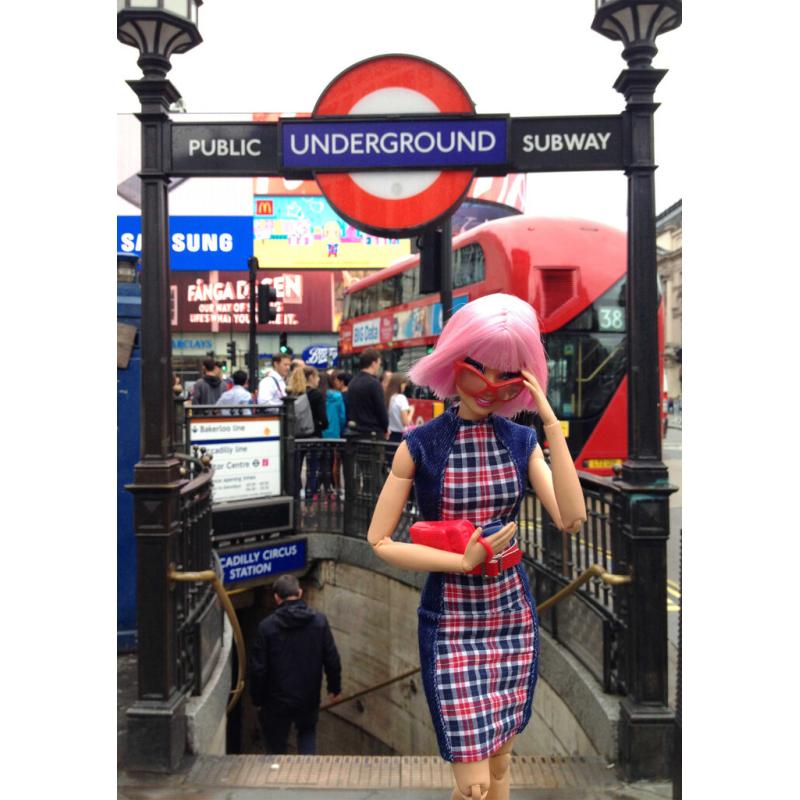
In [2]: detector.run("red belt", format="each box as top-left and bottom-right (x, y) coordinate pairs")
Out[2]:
(468, 544), (523, 577)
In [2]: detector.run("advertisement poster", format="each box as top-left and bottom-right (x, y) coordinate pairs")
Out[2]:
(189, 416), (281, 503)
(253, 196), (409, 269)
(170, 270), (334, 333)
(117, 216), (254, 271)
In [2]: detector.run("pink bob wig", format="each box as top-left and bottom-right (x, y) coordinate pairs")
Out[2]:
(408, 293), (548, 417)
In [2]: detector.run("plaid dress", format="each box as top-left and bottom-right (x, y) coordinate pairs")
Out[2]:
(417, 414), (538, 763)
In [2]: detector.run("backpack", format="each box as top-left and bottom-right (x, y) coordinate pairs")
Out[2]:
(293, 393), (315, 436)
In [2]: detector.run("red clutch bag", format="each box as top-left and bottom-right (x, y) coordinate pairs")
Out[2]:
(409, 519), (476, 552)
(409, 519), (522, 577)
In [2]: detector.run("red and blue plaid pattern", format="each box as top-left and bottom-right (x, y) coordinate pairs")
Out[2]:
(431, 417), (537, 762)
(440, 418), (519, 528)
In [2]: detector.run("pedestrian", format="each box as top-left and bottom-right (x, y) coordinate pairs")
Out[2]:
(189, 357), (226, 406)
(329, 370), (349, 417)
(215, 369), (253, 416)
(346, 348), (389, 438)
(385, 373), (415, 443)
(322, 372), (347, 496)
(172, 373), (185, 399)
(248, 574), (342, 755)
(303, 366), (329, 503)
(257, 353), (292, 407)
(366, 293), (587, 800)
(380, 369), (394, 397)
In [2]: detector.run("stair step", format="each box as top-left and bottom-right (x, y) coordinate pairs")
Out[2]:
(177, 754), (618, 790)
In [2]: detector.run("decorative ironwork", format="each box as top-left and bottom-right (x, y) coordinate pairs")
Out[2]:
(172, 451), (216, 697)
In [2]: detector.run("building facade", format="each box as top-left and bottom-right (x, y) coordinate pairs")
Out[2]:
(656, 199), (682, 402)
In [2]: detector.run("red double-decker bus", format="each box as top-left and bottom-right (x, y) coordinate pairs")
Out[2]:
(338, 215), (663, 476)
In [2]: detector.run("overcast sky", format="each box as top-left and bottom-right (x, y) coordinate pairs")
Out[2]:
(116, 0), (684, 230)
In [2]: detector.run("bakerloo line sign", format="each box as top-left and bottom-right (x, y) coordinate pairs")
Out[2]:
(169, 53), (627, 237)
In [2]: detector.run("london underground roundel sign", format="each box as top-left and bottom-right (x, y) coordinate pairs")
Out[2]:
(310, 55), (476, 237)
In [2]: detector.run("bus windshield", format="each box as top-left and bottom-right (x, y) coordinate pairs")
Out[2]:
(544, 276), (626, 420)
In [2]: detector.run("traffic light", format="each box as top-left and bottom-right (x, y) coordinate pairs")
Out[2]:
(418, 229), (443, 294)
(226, 340), (237, 366)
(279, 331), (292, 356)
(257, 283), (278, 323)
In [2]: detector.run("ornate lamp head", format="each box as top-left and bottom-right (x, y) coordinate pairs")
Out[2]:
(117, 0), (203, 79)
(592, 0), (681, 68)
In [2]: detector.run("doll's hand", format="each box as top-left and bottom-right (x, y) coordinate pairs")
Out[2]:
(461, 523), (517, 572)
(521, 369), (556, 425)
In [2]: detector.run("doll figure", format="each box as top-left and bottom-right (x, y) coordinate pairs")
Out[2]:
(367, 293), (587, 800)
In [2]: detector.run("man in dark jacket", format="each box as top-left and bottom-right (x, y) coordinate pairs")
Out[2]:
(249, 574), (341, 755)
(189, 357), (226, 405)
(346, 348), (388, 437)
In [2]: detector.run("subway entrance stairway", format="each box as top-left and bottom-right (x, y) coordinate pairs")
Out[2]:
(118, 656), (672, 800)
(118, 754), (671, 799)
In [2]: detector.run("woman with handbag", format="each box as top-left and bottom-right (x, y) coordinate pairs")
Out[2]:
(367, 293), (586, 800)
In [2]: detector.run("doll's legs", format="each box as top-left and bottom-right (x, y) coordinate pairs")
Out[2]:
(451, 759), (490, 800)
(486, 736), (515, 800)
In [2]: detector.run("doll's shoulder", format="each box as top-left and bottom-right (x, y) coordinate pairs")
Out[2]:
(404, 412), (456, 462)
(493, 415), (538, 453)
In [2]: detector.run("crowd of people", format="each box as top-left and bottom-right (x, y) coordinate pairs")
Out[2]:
(172, 348), (420, 505)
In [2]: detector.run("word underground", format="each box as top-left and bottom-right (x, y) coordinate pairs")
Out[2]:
(221, 544), (300, 580)
(287, 129), (497, 157)
(521, 131), (612, 152)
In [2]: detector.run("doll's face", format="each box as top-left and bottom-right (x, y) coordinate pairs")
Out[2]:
(455, 357), (524, 419)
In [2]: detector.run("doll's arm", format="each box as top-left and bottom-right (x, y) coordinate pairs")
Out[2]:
(367, 443), (515, 572)
(520, 369), (586, 534)
(528, 433), (587, 534)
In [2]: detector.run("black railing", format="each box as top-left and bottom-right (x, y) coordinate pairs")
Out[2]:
(172, 452), (219, 696)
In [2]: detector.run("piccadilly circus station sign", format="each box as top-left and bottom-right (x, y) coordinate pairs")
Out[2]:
(170, 54), (626, 237)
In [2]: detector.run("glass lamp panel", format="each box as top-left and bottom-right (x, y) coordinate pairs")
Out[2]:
(168, 30), (193, 55)
(164, 0), (189, 18)
(635, 4), (661, 40)
(136, 18), (159, 50)
(615, 5), (637, 43)
(133, 0), (160, 8)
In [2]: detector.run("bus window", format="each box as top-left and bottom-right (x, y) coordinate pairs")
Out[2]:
(544, 275), (627, 419)
(453, 243), (486, 289)
(343, 293), (352, 320)
(362, 284), (379, 315)
(400, 266), (419, 304)
(379, 275), (400, 308)
(564, 276), (626, 332)
(395, 345), (428, 381)
(544, 332), (626, 419)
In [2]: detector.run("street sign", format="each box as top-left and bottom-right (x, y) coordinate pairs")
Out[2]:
(311, 54), (478, 237)
(509, 115), (624, 172)
(218, 538), (307, 586)
(171, 123), (279, 176)
(280, 116), (508, 172)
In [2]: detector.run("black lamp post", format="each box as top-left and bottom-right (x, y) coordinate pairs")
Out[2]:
(118, 0), (203, 773)
(592, 0), (681, 781)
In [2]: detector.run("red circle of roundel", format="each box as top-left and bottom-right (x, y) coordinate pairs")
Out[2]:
(313, 54), (475, 236)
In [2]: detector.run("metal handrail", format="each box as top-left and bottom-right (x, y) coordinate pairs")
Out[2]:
(321, 563), (631, 712)
(168, 567), (246, 714)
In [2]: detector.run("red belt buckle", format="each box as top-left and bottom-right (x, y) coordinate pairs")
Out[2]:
(480, 545), (522, 578)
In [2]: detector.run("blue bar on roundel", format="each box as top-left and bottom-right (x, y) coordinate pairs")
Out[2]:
(282, 118), (508, 170)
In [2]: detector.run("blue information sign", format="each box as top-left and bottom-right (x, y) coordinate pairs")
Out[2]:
(281, 117), (508, 171)
(219, 539), (307, 585)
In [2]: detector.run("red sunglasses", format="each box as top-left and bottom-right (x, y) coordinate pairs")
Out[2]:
(454, 360), (525, 402)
